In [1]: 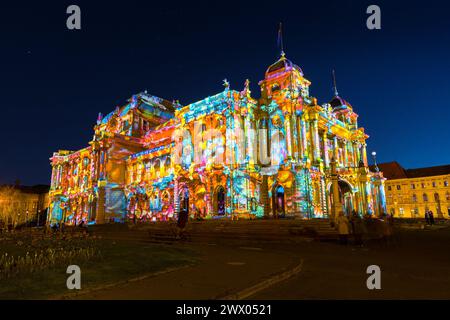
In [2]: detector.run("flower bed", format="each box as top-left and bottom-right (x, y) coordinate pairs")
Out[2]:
(0, 230), (101, 280)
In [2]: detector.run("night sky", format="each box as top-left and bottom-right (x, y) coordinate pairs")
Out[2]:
(1, 0), (449, 185)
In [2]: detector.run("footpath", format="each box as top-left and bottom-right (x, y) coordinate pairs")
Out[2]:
(67, 241), (304, 300)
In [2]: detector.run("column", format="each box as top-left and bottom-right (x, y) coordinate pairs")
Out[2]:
(333, 136), (339, 166)
(310, 119), (320, 163)
(322, 132), (329, 167)
(261, 175), (270, 217)
(96, 186), (106, 224)
(343, 139), (349, 168)
(296, 116), (302, 161)
(301, 118), (308, 160)
(330, 158), (342, 223)
(362, 143), (368, 167)
(174, 180), (180, 216)
(285, 114), (293, 159)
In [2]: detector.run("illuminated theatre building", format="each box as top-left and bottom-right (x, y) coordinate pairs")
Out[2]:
(48, 53), (387, 225)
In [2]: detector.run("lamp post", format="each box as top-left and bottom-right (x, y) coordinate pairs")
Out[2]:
(372, 151), (382, 216)
(371, 151), (379, 172)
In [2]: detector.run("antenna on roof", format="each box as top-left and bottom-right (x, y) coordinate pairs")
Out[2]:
(332, 69), (339, 96)
(277, 22), (285, 57)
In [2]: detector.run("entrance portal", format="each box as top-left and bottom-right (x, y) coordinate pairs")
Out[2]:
(329, 180), (353, 215)
(272, 185), (285, 217)
(215, 186), (226, 215)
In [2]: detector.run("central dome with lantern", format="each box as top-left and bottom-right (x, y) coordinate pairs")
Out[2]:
(265, 51), (304, 79)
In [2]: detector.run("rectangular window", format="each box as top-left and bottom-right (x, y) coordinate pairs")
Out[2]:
(396, 185), (401, 190)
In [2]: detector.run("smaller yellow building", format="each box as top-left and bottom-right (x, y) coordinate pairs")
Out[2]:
(377, 162), (450, 219)
(0, 184), (49, 226)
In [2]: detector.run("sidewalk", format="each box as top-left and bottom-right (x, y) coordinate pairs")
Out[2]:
(69, 242), (303, 300)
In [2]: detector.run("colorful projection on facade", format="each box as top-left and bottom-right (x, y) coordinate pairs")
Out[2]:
(48, 53), (386, 225)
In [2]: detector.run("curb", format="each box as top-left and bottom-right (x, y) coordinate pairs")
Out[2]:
(218, 259), (304, 300)
(50, 263), (195, 300)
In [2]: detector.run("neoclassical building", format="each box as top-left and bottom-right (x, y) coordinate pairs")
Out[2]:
(48, 52), (386, 225)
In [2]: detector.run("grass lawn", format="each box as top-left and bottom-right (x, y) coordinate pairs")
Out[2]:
(0, 239), (198, 299)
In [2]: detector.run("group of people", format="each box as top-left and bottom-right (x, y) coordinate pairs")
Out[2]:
(425, 210), (435, 225)
(336, 210), (395, 246)
(337, 211), (364, 246)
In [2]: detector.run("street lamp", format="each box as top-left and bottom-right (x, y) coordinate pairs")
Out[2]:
(371, 151), (379, 172)
(372, 151), (383, 216)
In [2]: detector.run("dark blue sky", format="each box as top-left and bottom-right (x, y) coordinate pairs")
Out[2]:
(1, 0), (449, 185)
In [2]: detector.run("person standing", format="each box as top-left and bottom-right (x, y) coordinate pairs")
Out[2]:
(337, 211), (350, 245)
(176, 208), (188, 239)
(425, 210), (430, 225)
(429, 210), (435, 225)
(351, 211), (365, 246)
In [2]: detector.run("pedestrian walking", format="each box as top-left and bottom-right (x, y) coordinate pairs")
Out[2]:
(337, 211), (350, 245)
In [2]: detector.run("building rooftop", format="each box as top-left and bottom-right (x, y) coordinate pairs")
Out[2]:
(372, 161), (450, 180)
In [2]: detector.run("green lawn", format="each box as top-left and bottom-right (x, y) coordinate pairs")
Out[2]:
(0, 238), (198, 299)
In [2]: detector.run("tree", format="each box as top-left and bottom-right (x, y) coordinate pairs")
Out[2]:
(0, 186), (26, 231)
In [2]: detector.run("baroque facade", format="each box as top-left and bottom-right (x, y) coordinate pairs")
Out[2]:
(48, 53), (386, 225)
(376, 162), (450, 218)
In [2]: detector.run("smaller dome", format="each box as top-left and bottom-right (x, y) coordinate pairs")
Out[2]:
(265, 53), (303, 77)
(329, 95), (353, 111)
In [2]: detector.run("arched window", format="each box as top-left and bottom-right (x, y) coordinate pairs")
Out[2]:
(434, 193), (440, 202)
(162, 190), (170, 205)
(412, 194), (417, 203)
(154, 159), (161, 178)
(164, 157), (171, 176)
(423, 193), (428, 202)
(272, 83), (280, 93)
(145, 160), (151, 180)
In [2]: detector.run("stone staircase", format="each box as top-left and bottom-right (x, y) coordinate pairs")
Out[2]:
(90, 218), (339, 244)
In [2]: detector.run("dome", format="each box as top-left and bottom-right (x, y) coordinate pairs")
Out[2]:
(265, 53), (304, 77)
(329, 95), (353, 111)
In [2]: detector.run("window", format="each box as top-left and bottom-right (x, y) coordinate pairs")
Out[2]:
(388, 186), (392, 191)
(272, 83), (280, 92)
(421, 183), (425, 188)
(447, 192), (450, 201)
(399, 208), (404, 216)
(412, 194), (417, 202)
(423, 193), (428, 202)
(396, 185), (401, 190)
(432, 182), (436, 187)
(444, 180), (448, 187)
(434, 193), (440, 202)
(411, 183), (415, 189)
